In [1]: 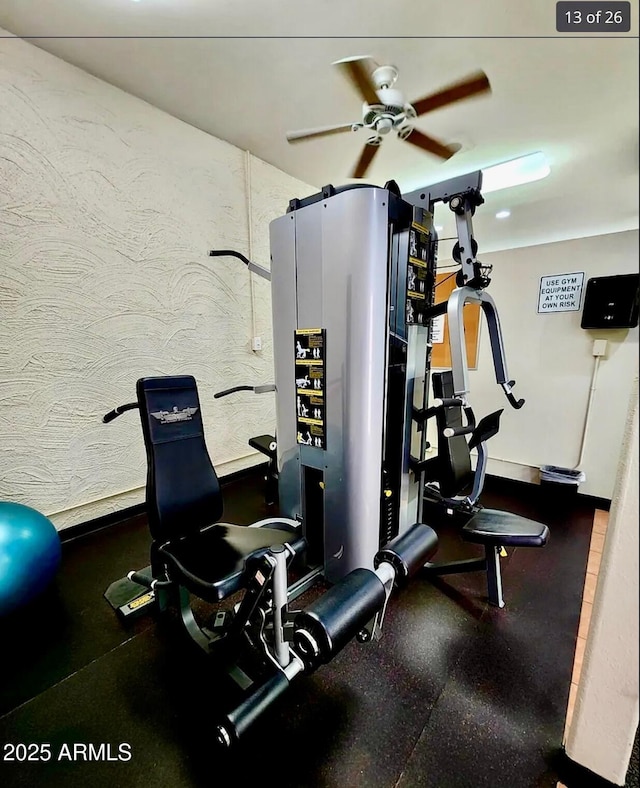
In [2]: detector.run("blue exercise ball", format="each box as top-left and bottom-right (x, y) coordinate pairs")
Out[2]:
(0, 501), (62, 616)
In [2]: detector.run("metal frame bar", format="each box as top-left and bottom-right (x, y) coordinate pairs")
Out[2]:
(484, 545), (505, 608)
(423, 544), (505, 608)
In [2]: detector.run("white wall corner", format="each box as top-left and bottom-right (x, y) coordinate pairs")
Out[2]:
(564, 374), (639, 784)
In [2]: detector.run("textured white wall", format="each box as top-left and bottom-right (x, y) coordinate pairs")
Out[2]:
(459, 231), (639, 499)
(1, 32), (637, 531)
(0, 33), (315, 529)
(565, 376), (639, 783)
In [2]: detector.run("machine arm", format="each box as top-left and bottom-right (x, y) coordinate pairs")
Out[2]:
(403, 170), (490, 289)
(214, 384), (276, 399)
(447, 287), (525, 409)
(208, 249), (272, 282)
(102, 402), (139, 423)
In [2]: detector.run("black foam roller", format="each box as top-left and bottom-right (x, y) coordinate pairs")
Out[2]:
(221, 670), (291, 744)
(374, 523), (438, 584)
(293, 568), (385, 666)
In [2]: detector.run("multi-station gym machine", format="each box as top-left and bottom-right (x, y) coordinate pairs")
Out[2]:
(103, 170), (545, 747)
(212, 169), (528, 595)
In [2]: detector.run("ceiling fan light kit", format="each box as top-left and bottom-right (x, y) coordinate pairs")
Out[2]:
(286, 56), (492, 179)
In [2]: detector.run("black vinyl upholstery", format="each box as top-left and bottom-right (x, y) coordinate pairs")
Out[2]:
(137, 376), (224, 542)
(248, 434), (277, 460)
(468, 409), (503, 451)
(431, 371), (474, 497)
(463, 509), (549, 548)
(159, 522), (305, 602)
(136, 376), (304, 600)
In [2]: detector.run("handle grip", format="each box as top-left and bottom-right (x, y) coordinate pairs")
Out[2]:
(209, 249), (252, 267)
(443, 425), (474, 438)
(127, 571), (153, 589)
(503, 380), (525, 410)
(432, 397), (465, 409)
(102, 402), (138, 423)
(214, 385), (255, 399)
(506, 392), (525, 410)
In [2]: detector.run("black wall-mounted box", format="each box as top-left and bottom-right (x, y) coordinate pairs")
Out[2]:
(580, 273), (640, 329)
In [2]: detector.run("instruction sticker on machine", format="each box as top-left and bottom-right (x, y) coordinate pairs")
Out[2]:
(430, 313), (445, 344)
(538, 272), (585, 313)
(295, 329), (326, 449)
(406, 219), (433, 326)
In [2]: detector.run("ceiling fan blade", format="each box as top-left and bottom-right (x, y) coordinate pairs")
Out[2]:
(350, 143), (380, 178)
(286, 123), (356, 143)
(411, 70), (491, 117)
(404, 129), (460, 160)
(333, 56), (380, 106)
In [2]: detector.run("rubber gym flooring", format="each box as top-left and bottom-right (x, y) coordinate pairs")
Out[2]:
(0, 471), (635, 788)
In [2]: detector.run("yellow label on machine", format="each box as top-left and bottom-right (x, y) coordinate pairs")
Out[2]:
(129, 592), (154, 610)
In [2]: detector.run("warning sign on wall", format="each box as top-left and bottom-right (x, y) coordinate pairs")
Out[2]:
(538, 272), (585, 313)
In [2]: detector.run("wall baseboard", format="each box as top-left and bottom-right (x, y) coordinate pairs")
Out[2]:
(483, 473), (611, 511)
(485, 456), (540, 484)
(485, 457), (613, 502)
(576, 492), (611, 511)
(60, 503), (148, 544)
(551, 747), (625, 787)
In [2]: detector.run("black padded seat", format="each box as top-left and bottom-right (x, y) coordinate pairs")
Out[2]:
(462, 508), (549, 548)
(159, 521), (306, 602)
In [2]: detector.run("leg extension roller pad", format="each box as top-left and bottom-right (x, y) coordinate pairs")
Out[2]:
(293, 568), (387, 667)
(294, 523), (438, 665)
(215, 522), (439, 746)
(374, 522), (439, 584)
(216, 670), (293, 748)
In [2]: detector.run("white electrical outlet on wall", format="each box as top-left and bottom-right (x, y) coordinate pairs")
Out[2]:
(592, 339), (608, 357)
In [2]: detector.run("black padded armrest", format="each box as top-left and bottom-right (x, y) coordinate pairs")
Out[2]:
(249, 434), (277, 459)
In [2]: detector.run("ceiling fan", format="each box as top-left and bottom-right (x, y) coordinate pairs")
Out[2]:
(286, 56), (492, 179)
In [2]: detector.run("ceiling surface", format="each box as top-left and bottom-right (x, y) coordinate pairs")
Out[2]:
(0, 1), (638, 255)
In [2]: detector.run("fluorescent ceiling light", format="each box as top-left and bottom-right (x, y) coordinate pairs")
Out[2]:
(482, 152), (550, 194)
(496, 210), (511, 219)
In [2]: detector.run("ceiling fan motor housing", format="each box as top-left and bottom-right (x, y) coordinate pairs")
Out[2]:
(375, 87), (404, 108)
(363, 95), (410, 136)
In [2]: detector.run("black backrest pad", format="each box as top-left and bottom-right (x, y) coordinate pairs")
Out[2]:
(136, 376), (223, 542)
(432, 371), (473, 497)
